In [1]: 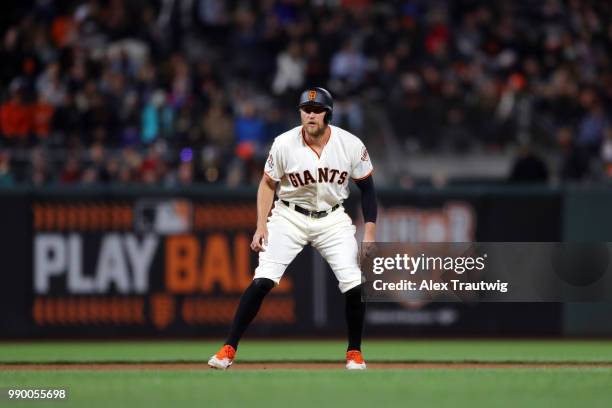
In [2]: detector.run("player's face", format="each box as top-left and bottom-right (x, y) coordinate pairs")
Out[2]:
(300, 105), (327, 137)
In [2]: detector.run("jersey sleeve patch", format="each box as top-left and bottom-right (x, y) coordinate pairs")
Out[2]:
(350, 142), (373, 180)
(360, 146), (369, 161)
(264, 143), (284, 181)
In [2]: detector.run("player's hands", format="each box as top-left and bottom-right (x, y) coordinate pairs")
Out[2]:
(251, 227), (268, 252)
(361, 241), (378, 261)
(361, 222), (377, 261)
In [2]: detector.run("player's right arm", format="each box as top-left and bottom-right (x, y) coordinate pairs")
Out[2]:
(250, 173), (278, 252)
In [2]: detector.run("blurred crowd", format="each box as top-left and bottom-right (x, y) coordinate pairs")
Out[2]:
(0, 0), (611, 187)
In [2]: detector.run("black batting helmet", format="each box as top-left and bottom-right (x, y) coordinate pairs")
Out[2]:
(298, 87), (333, 123)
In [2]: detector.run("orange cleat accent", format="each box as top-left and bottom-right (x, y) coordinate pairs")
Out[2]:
(216, 345), (236, 360)
(346, 350), (367, 370)
(208, 345), (236, 369)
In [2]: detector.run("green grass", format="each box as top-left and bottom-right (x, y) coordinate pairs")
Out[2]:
(2, 368), (612, 408)
(1, 341), (612, 408)
(1, 340), (612, 363)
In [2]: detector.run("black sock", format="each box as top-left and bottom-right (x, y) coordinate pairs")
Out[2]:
(345, 284), (365, 351)
(225, 278), (275, 349)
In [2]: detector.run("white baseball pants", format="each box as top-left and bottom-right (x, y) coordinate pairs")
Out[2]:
(253, 201), (362, 293)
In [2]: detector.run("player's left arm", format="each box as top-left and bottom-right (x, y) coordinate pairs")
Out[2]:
(351, 141), (376, 254)
(354, 175), (377, 239)
(354, 175), (377, 258)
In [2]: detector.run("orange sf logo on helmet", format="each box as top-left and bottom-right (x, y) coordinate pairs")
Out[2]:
(308, 90), (317, 101)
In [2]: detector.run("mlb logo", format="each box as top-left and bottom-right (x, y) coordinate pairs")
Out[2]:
(134, 199), (193, 234)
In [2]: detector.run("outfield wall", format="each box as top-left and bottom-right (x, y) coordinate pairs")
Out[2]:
(0, 185), (609, 338)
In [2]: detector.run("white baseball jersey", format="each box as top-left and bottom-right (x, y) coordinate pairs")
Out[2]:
(264, 125), (373, 211)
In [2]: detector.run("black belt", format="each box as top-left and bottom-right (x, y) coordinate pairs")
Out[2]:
(282, 200), (340, 219)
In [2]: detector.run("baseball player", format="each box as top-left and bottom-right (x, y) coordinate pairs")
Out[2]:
(208, 87), (377, 370)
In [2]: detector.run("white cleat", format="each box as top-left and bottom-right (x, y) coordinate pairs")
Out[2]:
(208, 345), (236, 370)
(346, 350), (367, 370)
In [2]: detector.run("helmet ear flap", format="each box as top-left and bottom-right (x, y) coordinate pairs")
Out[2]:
(324, 110), (332, 124)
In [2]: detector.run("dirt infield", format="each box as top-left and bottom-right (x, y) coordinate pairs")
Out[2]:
(3, 361), (612, 371)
